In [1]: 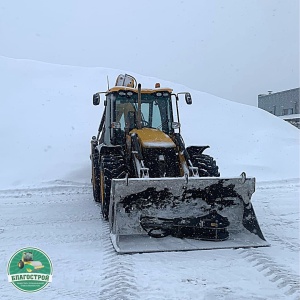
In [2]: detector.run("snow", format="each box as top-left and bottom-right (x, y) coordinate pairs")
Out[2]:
(0, 56), (299, 299)
(0, 180), (299, 299)
(279, 114), (300, 120)
(142, 141), (175, 148)
(0, 55), (299, 189)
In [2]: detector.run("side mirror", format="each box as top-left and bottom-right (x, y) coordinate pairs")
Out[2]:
(185, 93), (192, 105)
(93, 93), (100, 105)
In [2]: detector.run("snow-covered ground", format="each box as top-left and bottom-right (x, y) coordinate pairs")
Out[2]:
(0, 179), (299, 299)
(0, 56), (299, 299)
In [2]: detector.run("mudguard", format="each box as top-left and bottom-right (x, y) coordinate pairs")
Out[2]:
(109, 174), (270, 254)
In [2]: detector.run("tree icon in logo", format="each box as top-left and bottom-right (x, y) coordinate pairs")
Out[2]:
(7, 247), (53, 292)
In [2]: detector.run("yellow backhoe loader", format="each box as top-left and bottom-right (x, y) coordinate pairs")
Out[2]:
(90, 74), (269, 253)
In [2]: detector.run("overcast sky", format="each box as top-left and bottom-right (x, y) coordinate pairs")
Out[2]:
(0, 0), (299, 106)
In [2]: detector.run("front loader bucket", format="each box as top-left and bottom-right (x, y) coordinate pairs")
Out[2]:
(109, 175), (269, 254)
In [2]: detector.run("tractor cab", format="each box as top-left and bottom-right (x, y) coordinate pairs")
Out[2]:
(114, 88), (174, 134)
(107, 86), (175, 145)
(93, 74), (191, 147)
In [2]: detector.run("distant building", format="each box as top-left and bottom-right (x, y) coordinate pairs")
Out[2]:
(258, 88), (300, 129)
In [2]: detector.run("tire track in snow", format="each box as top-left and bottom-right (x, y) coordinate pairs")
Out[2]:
(98, 219), (138, 300)
(256, 180), (299, 253)
(0, 185), (106, 300)
(246, 180), (300, 298)
(0, 184), (91, 201)
(46, 286), (104, 300)
(1, 201), (103, 247)
(238, 248), (299, 298)
(0, 184), (138, 300)
(263, 210), (300, 253)
(264, 231), (299, 253)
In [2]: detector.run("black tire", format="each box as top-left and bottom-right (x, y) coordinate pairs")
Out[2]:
(100, 155), (127, 220)
(18, 260), (24, 269)
(190, 154), (220, 177)
(91, 154), (101, 203)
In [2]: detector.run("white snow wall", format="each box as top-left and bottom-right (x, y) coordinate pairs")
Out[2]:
(0, 56), (299, 189)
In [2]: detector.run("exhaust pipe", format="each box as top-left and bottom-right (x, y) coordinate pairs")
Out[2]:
(137, 83), (142, 129)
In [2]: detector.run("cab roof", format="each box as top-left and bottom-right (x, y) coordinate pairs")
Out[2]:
(106, 86), (173, 95)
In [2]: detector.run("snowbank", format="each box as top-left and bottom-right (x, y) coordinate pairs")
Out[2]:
(0, 56), (299, 189)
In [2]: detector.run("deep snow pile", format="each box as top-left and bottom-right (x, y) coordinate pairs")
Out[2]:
(0, 56), (299, 189)
(0, 56), (299, 300)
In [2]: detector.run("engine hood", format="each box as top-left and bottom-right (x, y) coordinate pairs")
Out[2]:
(130, 128), (175, 148)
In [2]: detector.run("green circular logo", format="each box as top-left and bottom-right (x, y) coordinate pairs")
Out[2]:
(7, 247), (53, 293)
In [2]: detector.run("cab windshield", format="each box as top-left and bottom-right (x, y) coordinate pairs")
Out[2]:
(114, 92), (173, 134)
